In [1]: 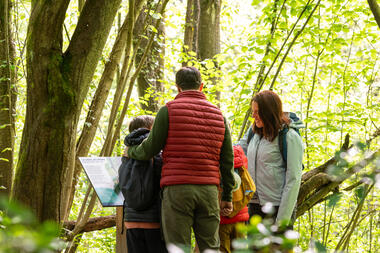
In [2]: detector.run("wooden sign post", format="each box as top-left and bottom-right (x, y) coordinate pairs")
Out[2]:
(116, 206), (127, 253)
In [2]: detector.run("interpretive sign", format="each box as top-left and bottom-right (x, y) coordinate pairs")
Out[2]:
(79, 157), (124, 207)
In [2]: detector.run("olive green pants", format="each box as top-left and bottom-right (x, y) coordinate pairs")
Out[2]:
(161, 185), (220, 252)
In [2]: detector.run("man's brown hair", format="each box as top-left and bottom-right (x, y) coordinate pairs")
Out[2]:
(175, 66), (202, 90)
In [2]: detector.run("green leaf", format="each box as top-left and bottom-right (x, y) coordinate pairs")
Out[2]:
(251, 0), (261, 6)
(205, 61), (215, 69)
(327, 192), (342, 208)
(148, 25), (158, 33)
(355, 185), (366, 201)
(315, 241), (327, 253)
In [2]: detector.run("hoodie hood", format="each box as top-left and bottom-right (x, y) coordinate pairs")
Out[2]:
(124, 128), (150, 146)
(285, 112), (305, 130)
(233, 145), (248, 169)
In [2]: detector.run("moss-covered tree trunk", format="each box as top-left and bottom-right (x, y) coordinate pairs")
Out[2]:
(11, 0), (121, 222)
(65, 0), (146, 221)
(0, 0), (16, 196)
(198, 0), (221, 100)
(134, 1), (164, 113)
(198, 0), (220, 61)
(183, 0), (200, 66)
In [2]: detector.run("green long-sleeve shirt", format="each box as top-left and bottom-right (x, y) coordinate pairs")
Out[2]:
(128, 106), (235, 202)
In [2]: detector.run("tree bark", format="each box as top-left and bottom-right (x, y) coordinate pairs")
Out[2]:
(64, 215), (116, 233)
(183, 0), (200, 66)
(65, 0), (146, 221)
(134, 2), (165, 113)
(0, 0), (15, 196)
(368, 0), (380, 29)
(198, 0), (221, 100)
(103, 0), (169, 156)
(12, 0), (121, 223)
(198, 0), (220, 61)
(296, 136), (379, 218)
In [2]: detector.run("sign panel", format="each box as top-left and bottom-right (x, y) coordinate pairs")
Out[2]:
(79, 157), (124, 207)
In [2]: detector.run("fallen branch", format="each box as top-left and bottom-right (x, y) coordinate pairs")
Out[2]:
(64, 215), (116, 234)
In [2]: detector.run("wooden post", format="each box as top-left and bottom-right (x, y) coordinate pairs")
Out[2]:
(116, 207), (127, 253)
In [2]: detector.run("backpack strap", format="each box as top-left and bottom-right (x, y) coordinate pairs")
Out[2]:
(278, 127), (289, 170)
(247, 126), (254, 145)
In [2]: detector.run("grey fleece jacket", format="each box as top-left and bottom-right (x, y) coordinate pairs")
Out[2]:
(238, 120), (304, 223)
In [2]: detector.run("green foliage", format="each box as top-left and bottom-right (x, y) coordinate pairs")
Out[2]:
(233, 215), (300, 252)
(10, 0), (380, 251)
(0, 197), (64, 252)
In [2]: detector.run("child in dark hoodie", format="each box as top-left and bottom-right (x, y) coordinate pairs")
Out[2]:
(118, 115), (167, 253)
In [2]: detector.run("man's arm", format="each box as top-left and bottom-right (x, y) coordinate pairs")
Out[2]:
(127, 106), (168, 160)
(219, 117), (235, 202)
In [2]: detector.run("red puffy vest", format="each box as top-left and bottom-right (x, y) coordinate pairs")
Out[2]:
(161, 90), (225, 187)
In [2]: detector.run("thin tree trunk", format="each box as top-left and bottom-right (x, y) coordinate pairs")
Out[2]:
(135, 0), (165, 113)
(237, 0), (280, 139)
(238, 0), (320, 140)
(65, 0), (147, 221)
(368, 0), (380, 29)
(305, 51), (322, 170)
(12, 0), (121, 222)
(198, 0), (221, 101)
(268, 0), (322, 89)
(64, 1), (169, 250)
(339, 32), (354, 147)
(0, 0), (16, 196)
(259, 0), (313, 89)
(104, 0), (169, 156)
(183, 0), (195, 58)
(78, 0), (85, 12)
(192, 0), (200, 52)
(183, 0), (200, 65)
(336, 184), (375, 251)
(102, 1), (158, 156)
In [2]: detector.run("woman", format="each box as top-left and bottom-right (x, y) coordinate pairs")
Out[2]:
(238, 90), (304, 224)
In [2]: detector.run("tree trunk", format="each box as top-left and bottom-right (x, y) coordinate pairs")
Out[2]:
(198, 0), (220, 61)
(134, 1), (165, 113)
(65, 0), (146, 221)
(183, 0), (200, 66)
(11, 0), (121, 222)
(198, 0), (221, 100)
(0, 0), (16, 196)
(368, 0), (380, 29)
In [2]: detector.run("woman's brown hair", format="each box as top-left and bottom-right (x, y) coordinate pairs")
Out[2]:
(251, 90), (290, 142)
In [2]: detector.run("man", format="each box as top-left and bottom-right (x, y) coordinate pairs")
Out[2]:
(125, 66), (234, 251)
